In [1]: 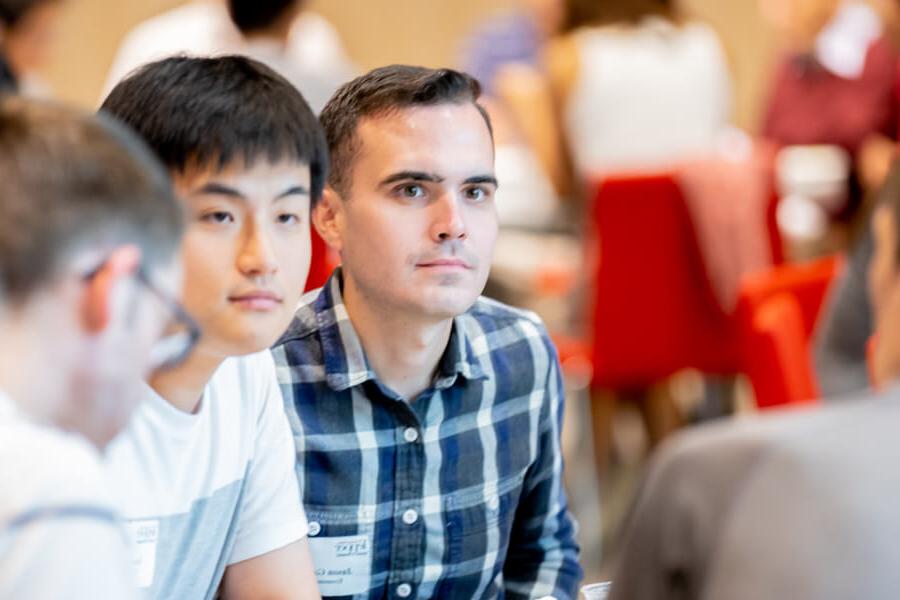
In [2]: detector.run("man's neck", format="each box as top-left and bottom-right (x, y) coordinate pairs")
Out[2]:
(0, 324), (51, 422)
(148, 344), (226, 414)
(342, 276), (454, 402)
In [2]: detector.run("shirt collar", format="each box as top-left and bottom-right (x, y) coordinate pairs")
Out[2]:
(313, 268), (488, 393)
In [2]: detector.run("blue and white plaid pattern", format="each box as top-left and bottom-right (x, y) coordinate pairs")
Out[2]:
(273, 270), (582, 599)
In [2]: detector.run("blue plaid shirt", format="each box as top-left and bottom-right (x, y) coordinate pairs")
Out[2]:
(273, 270), (582, 599)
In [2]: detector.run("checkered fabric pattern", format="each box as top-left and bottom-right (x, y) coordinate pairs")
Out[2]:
(273, 269), (582, 599)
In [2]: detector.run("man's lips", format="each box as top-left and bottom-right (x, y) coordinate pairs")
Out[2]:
(416, 258), (473, 269)
(228, 291), (283, 310)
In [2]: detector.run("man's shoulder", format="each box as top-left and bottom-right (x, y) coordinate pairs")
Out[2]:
(274, 287), (325, 347)
(460, 297), (555, 362)
(464, 296), (549, 335)
(207, 350), (280, 414)
(0, 417), (109, 516)
(650, 389), (899, 499)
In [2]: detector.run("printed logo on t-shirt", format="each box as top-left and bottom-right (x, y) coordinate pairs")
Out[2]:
(126, 519), (159, 588)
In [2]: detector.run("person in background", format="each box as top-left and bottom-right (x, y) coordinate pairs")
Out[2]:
(226, 0), (354, 113)
(459, 0), (564, 98)
(0, 96), (185, 597)
(100, 56), (326, 599)
(760, 0), (900, 225)
(501, 0), (731, 196)
(761, 0), (899, 161)
(0, 0), (62, 95)
(274, 64), (582, 599)
(609, 161), (900, 600)
(101, 0), (355, 109)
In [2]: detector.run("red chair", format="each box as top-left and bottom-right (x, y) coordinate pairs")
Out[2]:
(588, 173), (742, 389)
(735, 255), (842, 408)
(305, 228), (338, 292)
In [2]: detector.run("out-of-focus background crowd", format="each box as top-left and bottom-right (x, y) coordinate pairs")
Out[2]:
(5, 0), (899, 585)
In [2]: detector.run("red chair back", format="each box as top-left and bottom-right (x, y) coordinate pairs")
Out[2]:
(735, 255), (842, 408)
(588, 174), (741, 389)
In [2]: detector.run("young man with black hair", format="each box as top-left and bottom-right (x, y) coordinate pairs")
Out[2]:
(100, 55), (326, 599)
(0, 96), (184, 597)
(274, 65), (582, 599)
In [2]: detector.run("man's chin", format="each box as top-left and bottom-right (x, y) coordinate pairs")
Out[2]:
(417, 289), (481, 320)
(222, 320), (292, 356)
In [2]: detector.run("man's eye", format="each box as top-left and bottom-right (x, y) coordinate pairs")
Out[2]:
(465, 187), (490, 202)
(398, 184), (425, 198)
(200, 211), (234, 224)
(277, 213), (302, 225)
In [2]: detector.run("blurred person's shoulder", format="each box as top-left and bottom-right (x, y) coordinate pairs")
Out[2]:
(647, 387), (898, 497)
(0, 396), (113, 517)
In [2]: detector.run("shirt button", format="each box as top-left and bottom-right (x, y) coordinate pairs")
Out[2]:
(308, 521), (321, 536)
(396, 583), (412, 598)
(403, 427), (419, 443)
(487, 495), (500, 511)
(402, 508), (418, 525)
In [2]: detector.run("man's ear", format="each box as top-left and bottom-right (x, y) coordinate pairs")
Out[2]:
(81, 245), (142, 334)
(313, 186), (344, 254)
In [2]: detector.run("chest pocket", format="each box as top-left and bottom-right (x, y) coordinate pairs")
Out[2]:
(444, 471), (526, 569)
(304, 506), (376, 599)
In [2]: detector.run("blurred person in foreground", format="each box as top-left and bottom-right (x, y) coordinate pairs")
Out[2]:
(0, 0), (63, 95)
(609, 160), (900, 600)
(0, 96), (185, 597)
(274, 65), (582, 599)
(100, 56), (325, 599)
(102, 0), (355, 110)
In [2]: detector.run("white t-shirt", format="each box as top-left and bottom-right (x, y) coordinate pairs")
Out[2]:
(101, 0), (356, 110)
(564, 18), (732, 176)
(103, 350), (308, 599)
(0, 392), (137, 599)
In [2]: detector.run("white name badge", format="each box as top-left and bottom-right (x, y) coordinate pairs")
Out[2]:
(126, 519), (159, 588)
(308, 534), (372, 596)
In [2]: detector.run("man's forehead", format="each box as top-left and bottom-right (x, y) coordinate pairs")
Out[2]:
(354, 104), (494, 177)
(357, 103), (490, 138)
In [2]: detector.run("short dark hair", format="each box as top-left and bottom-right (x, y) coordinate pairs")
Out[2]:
(227, 0), (301, 34)
(0, 0), (56, 27)
(100, 55), (329, 204)
(0, 96), (183, 304)
(320, 64), (493, 197)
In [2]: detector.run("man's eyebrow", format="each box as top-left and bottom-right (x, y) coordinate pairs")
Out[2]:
(463, 175), (499, 187)
(275, 185), (310, 199)
(193, 182), (244, 198)
(191, 182), (310, 200)
(379, 171), (445, 186)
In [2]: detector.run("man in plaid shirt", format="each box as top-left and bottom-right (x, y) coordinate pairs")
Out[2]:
(273, 64), (582, 599)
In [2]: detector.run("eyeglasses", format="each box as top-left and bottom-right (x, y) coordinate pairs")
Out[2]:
(134, 267), (201, 373)
(84, 262), (201, 373)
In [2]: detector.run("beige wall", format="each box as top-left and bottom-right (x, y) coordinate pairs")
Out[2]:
(39, 0), (777, 129)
